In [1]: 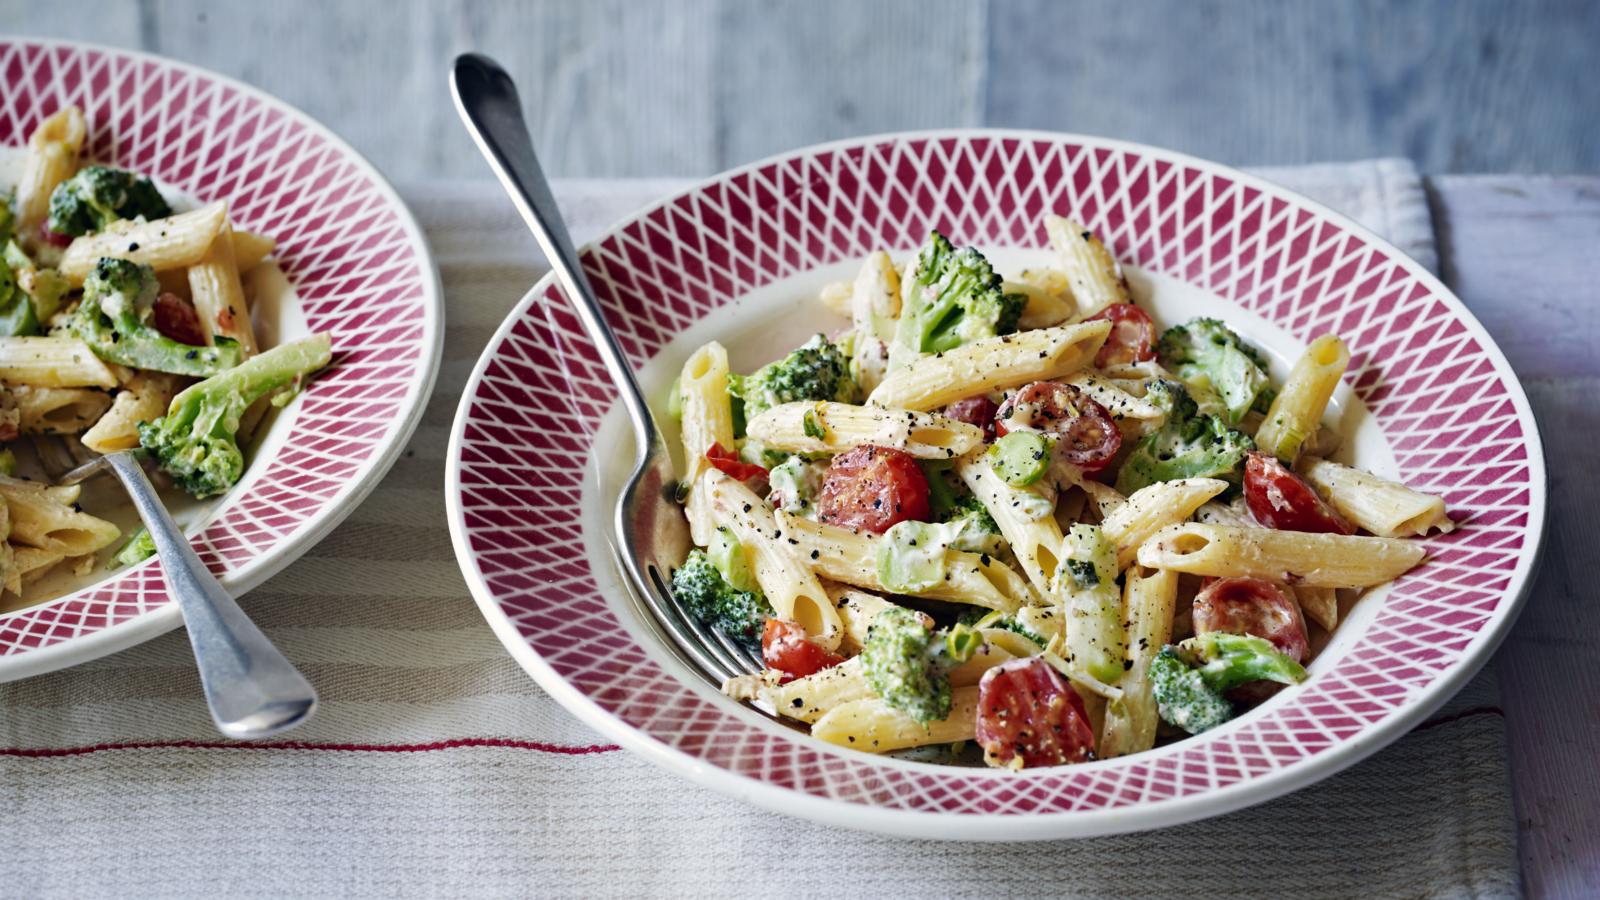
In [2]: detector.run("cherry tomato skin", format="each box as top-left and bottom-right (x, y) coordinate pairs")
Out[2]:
(1243, 452), (1354, 535)
(761, 618), (843, 683)
(943, 396), (999, 442)
(994, 381), (1121, 470)
(1192, 576), (1310, 664)
(976, 658), (1096, 768)
(39, 223), (72, 248)
(152, 292), (207, 346)
(704, 442), (769, 483)
(1085, 303), (1157, 368)
(817, 444), (931, 534)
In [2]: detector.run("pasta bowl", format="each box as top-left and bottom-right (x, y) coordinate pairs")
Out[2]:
(0, 39), (441, 680)
(447, 130), (1543, 838)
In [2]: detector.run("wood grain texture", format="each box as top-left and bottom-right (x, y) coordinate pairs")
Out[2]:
(1433, 175), (1600, 899)
(9, 1), (1600, 179)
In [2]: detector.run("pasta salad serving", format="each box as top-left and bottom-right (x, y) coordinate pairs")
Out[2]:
(669, 216), (1453, 770)
(0, 106), (331, 604)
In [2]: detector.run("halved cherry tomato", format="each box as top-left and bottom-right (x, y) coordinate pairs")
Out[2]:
(38, 223), (72, 248)
(943, 395), (999, 442)
(1084, 303), (1156, 368)
(761, 618), (843, 683)
(152, 292), (207, 347)
(816, 444), (930, 534)
(705, 442), (768, 483)
(994, 381), (1121, 470)
(976, 658), (1096, 768)
(1192, 576), (1309, 663)
(1243, 451), (1353, 535)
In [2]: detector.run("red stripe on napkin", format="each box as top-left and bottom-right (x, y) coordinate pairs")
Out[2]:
(0, 737), (621, 758)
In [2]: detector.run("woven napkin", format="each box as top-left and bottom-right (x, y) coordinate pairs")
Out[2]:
(0, 161), (1518, 899)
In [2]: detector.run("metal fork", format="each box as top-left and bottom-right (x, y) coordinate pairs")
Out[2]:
(61, 451), (318, 738)
(450, 53), (761, 684)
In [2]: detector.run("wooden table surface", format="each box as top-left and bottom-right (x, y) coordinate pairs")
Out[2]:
(1430, 175), (1600, 898)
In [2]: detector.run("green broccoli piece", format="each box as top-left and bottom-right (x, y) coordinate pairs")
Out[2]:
(1150, 646), (1235, 735)
(46, 165), (172, 237)
(111, 527), (158, 568)
(4, 240), (68, 325)
(0, 250), (36, 336)
(892, 232), (1024, 360)
(861, 606), (953, 724)
(1157, 318), (1271, 425)
(1114, 380), (1254, 495)
(138, 333), (332, 498)
(728, 333), (859, 424)
(1180, 632), (1308, 693)
(0, 195), (13, 244)
(75, 258), (241, 376)
(670, 548), (774, 650)
(939, 491), (1005, 556)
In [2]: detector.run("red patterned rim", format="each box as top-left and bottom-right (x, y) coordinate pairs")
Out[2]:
(447, 131), (1543, 837)
(0, 40), (441, 680)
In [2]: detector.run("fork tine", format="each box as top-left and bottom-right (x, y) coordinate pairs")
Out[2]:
(639, 563), (746, 684)
(705, 618), (763, 674)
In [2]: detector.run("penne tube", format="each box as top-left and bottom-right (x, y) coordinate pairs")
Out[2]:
(0, 337), (121, 389)
(1099, 477), (1229, 569)
(767, 656), (874, 724)
(13, 107), (87, 238)
(829, 584), (927, 656)
(1044, 215), (1130, 319)
(13, 545), (65, 589)
(1006, 267), (1075, 329)
(957, 452), (1066, 598)
(1135, 523), (1426, 589)
(845, 251), (901, 394)
(1063, 372), (1165, 421)
(867, 320), (1111, 411)
(676, 341), (737, 546)
(1300, 457), (1454, 538)
(1099, 565), (1179, 758)
(80, 372), (180, 453)
(10, 386), (112, 435)
(746, 401), (982, 460)
(1292, 584), (1339, 632)
(778, 510), (1036, 613)
(58, 202), (228, 284)
(811, 686), (980, 752)
(1254, 334), (1349, 463)
(704, 471), (841, 648)
(0, 476), (120, 557)
(230, 229), (276, 271)
(187, 218), (258, 356)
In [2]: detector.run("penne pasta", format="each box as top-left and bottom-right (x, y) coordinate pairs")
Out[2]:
(957, 452), (1066, 598)
(13, 107), (87, 238)
(12, 545), (65, 590)
(0, 476), (120, 557)
(1135, 523), (1426, 588)
(867, 320), (1111, 411)
(746, 401), (982, 460)
(0, 337), (121, 389)
(704, 471), (841, 648)
(230, 228), (276, 271)
(830, 584), (927, 656)
(778, 510), (1036, 613)
(1099, 477), (1229, 569)
(80, 372), (180, 453)
(1063, 372), (1165, 421)
(1254, 334), (1349, 463)
(845, 251), (901, 394)
(1044, 215), (1130, 319)
(10, 386), (112, 435)
(676, 342), (738, 546)
(58, 201), (228, 284)
(811, 687), (980, 752)
(1099, 565), (1179, 758)
(767, 656), (874, 724)
(187, 218), (259, 356)
(1300, 457), (1454, 538)
(1292, 584), (1339, 632)
(1006, 268), (1075, 329)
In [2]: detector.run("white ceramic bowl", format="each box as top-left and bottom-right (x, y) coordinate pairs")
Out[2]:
(447, 131), (1543, 838)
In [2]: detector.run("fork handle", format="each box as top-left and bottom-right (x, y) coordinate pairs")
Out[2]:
(105, 452), (317, 739)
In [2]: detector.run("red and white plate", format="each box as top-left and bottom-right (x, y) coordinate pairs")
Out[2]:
(446, 131), (1543, 838)
(0, 40), (441, 680)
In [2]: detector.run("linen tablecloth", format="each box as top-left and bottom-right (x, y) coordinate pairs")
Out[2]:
(0, 160), (1519, 898)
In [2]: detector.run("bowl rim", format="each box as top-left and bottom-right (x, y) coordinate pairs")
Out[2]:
(445, 127), (1545, 839)
(0, 37), (445, 682)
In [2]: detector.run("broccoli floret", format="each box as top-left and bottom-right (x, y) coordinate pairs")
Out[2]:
(670, 548), (774, 650)
(0, 250), (36, 336)
(892, 232), (1023, 360)
(1181, 632), (1307, 692)
(46, 165), (172, 237)
(111, 527), (157, 568)
(1150, 646), (1235, 735)
(75, 258), (241, 376)
(861, 606), (953, 724)
(939, 491), (1005, 556)
(4, 240), (68, 325)
(138, 333), (332, 498)
(1114, 380), (1254, 495)
(1157, 318), (1271, 425)
(728, 333), (859, 424)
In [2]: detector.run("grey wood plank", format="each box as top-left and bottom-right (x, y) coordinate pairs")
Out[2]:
(1432, 174), (1600, 898)
(710, 0), (985, 168)
(0, 0), (143, 46)
(986, 0), (1600, 174)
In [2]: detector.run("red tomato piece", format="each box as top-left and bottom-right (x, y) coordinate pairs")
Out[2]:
(976, 658), (1096, 769)
(761, 618), (843, 683)
(1192, 576), (1309, 664)
(38, 222), (72, 248)
(704, 442), (768, 483)
(1243, 451), (1354, 535)
(152, 292), (207, 347)
(994, 381), (1121, 470)
(816, 444), (930, 534)
(1084, 303), (1156, 368)
(942, 395), (999, 442)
